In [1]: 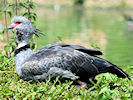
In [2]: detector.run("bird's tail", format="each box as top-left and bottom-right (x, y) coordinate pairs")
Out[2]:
(108, 64), (130, 80)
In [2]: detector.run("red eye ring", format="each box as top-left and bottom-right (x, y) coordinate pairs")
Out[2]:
(15, 22), (21, 24)
(12, 22), (22, 29)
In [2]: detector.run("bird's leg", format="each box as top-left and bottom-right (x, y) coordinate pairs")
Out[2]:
(76, 80), (87, 88)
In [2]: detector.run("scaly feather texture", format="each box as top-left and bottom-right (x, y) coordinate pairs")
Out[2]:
(9, 16), (130, 83)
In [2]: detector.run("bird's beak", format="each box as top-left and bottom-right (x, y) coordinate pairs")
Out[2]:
(8, 23), (15, 29)
(8, 22), (20, 29)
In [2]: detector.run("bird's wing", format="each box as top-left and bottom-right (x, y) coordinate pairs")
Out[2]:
(60, 44), (103, 56)
(21, 48), (103, 81)
(33, 67), (79, 81)
(21, 47), (130, 81)
(36, 42), (103, 56)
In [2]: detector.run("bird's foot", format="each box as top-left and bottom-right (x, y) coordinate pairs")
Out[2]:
(76, 80), (87, 89)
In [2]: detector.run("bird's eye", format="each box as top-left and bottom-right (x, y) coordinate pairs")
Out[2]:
(15, 22), (21, 24)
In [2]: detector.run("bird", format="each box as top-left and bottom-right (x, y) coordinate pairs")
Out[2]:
(8, 16), (130, 88)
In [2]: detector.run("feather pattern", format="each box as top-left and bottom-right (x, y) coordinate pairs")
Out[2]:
(14, 43), (130, 81)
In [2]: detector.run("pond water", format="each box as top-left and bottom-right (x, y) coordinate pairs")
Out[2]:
(1, 6), (133, 67)
(34, 6), (133, 67)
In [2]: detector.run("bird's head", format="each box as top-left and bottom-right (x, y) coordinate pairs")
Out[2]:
(8, 16), (41, 48)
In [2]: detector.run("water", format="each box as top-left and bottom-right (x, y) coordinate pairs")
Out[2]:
(1, 6), (133, 66)
(34, 7), (133, 67)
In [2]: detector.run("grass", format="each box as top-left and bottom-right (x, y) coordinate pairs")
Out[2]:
(0, 66), (132, 99)
(0, 41), (132, 99)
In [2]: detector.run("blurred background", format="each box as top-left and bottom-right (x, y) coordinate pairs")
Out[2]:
(1, 0), (133, 66)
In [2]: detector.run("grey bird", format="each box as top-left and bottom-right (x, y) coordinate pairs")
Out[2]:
(8, 16), (130, 88)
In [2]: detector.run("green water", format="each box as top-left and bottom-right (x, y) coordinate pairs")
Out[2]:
(34, 7), (133, 67)
(0, 6), (132, 66)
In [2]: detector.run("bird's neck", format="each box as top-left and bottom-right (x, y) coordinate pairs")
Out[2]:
(17, 40), (29, 49)
(14, 44), (31, 56)
(14, 44), (33, 76)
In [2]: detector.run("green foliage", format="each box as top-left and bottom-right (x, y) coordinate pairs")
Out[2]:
(0, 0), (38, 36)
(19, 0), (37, 21)
(0, 0), (39, 70)
(0, 67), (132, 99)
(29, 35), (38, 50)
(0, 2), (14, 17)
(19, 1), (37, 10)
(0, 38), (16, 71)
(0, 39), (132, 99)
(0, 2), (14, 36)
(0, 27), (6, 35)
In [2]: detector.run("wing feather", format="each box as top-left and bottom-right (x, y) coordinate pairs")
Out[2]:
(20, 43), (130, 81)
(22, 48), (101, 81)
(35, 42), (103, 56)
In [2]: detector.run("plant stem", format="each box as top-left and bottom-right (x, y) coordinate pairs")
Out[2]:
(27, 0), (34, 45)
(4, 0), (9, 42)
(15, 0), (18, 15)
(27, 0), (31, 20)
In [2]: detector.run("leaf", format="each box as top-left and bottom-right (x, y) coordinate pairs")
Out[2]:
(19, 2), (28, 9)
(98, 93), (103, 100)
(32, 13), (37, 20)
(7, 3), (14, 7)
(30, 1), (37, 8)
(58, 88), (63, 94)
(31, 93), (36, 100)
(0, 28), (6, 34)
(22, 12), (28, 16)
(3, 3), (14, 12)
(33, 86), (38, 92)
(0, 10), (3, 15)
(48, 97), (52, 100)
(32, 15), (36, 21)
(4, 45), (9, 57)
(81, 95), (85, 100)
(0, 66), (4, 71)
(11, 45), (16, 53)
(17, 85), (20, 92)
(65, 93), (71, 99)
(50, 86), (56, 92)
(99, 87), (108, 94)
(7, 10), (12, 17)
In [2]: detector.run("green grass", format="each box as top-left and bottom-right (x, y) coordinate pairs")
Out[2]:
(0, 66), (132, 99)
(0, 48), (132, 99)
